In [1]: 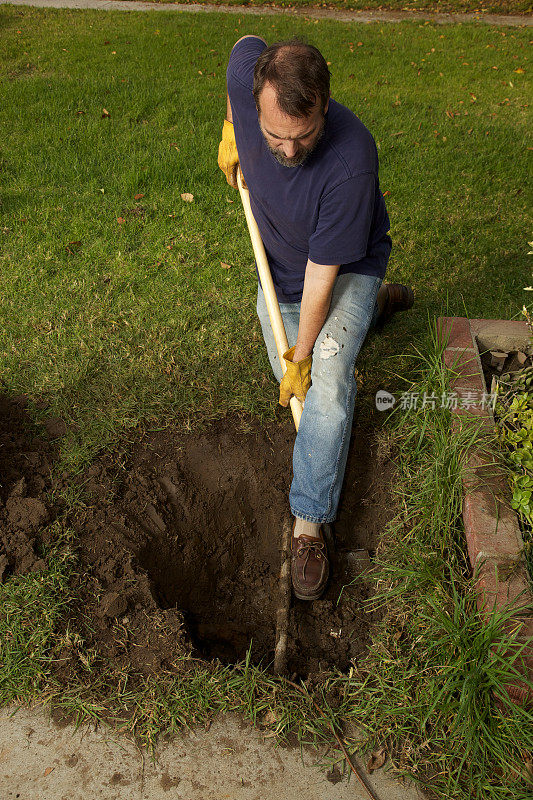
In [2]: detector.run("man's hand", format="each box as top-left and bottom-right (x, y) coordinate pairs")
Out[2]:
(279, 346), (312, 407)
(218, 119), (239, 188)
(278, 261), (339, 407)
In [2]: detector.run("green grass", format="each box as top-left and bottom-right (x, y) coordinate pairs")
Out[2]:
(493, 316), (533, 586)
(1, 8), (532, 798)
(0, 523), (74, 704)
(3, 323), (531, 799)
(0, 6), (530, 472)
(130, 1), (533, 19)
(344, 323), (533, 798)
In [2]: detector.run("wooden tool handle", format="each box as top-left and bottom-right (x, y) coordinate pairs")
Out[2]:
(237, 170), (303, 431)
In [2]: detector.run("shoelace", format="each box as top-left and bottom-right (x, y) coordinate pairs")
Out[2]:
(296, 539), (326, 579)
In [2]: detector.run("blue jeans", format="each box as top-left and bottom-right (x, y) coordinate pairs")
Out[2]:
(256, 272), (382, 523)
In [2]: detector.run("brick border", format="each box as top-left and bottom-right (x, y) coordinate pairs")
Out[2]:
(438, 317), (533, 706)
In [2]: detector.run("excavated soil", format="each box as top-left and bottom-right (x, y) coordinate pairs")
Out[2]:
(0, 392), (395, 681)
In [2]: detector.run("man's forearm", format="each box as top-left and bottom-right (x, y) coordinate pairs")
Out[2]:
(292, 261), (340, 362)
(293, 295), (331, 361)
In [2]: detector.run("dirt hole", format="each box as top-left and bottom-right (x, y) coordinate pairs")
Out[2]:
(0, 396), (395, 680)
(72, 417), (394, 676)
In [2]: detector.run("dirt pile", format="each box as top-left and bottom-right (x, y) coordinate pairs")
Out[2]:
(0, 394), (57, 580)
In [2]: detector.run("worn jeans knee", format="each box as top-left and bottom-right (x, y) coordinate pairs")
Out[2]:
(256, 273), (382, 522)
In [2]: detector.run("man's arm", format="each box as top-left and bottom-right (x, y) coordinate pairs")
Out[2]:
(292, 260), (340, 361)
(278, 260), (339, 407)
(226, 35), (267, 123)
(220, 35), (267, 186)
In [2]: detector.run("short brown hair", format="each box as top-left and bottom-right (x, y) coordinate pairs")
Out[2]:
(253, 38), (330, 118)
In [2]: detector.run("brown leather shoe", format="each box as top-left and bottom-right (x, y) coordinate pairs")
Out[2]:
(291, 524), (329, 601)
(376, 283), (414, 329)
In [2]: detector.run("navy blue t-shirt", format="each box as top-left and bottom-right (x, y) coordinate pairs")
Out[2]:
(227, 36), (392, 303)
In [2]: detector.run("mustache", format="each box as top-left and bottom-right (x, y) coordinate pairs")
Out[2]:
(264, 121), (325, 168)
(268, 147), (308, 167)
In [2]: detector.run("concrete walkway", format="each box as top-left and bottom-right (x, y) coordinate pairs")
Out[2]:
(3, 0), (532, 26)
(0, 706), (426, 800)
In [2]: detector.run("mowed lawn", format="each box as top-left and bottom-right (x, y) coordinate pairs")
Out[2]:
(133, 1), (533, 17)
(0, 6), (530, 470)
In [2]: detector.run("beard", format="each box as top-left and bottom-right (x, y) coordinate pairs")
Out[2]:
(264, 118), (326, 168)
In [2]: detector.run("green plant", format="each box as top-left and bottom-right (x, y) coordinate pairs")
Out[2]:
(336, 321), (533, 799)
(494, 307), (533, 584)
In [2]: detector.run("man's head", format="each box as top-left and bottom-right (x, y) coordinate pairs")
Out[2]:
(253, 38), (330, 168)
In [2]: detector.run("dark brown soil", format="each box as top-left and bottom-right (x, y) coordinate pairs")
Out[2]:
(0, 392), (395, 682)
(0, 394), (57, 581)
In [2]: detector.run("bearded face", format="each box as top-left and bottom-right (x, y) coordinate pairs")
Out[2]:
(258, 83), (328, 168)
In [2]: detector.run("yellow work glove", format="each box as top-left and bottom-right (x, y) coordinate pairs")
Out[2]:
(279, 346), (312, 407)
(217, 119), (239, 189)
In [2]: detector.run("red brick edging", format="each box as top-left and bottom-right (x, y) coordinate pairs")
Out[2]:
(438, 317), (533, 706)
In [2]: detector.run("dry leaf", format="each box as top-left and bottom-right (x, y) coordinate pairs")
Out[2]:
(134, 193), (144, 200)
(326, 767), (343, 784)
(117, 217), (125, 224)
(382, 190), (390, 197)
(65, 240), (82, 254)
(101, 108), (110, 118)
(220, 262), (232, 270)
(366, 747), (387, 774)
(514, 68), (524, 74)
(262, 709), (278, 726)
(524, 754), (533, 779)
(44, 767), (54, 777)
(181, 193), (194, 203)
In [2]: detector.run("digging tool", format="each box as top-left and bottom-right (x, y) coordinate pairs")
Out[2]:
(237, 169), (299, 674)
(237, 169), (303, 432)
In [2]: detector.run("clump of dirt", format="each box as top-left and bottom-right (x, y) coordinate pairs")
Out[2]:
(0, 394), (58, 581)
(0, 392), (396, 681)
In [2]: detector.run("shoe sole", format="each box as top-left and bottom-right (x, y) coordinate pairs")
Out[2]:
(293, 589), (326, 601)
(387, 285), (415, 314)
(403, 287), (415, 309)
(376, 286), (414, 330)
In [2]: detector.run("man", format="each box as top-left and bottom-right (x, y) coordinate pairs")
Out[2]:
(218, 36), (413, 601)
